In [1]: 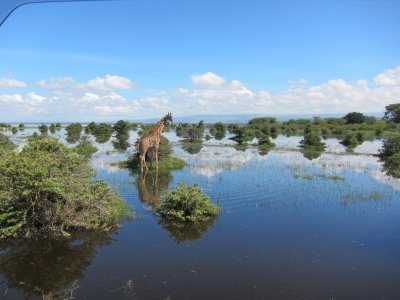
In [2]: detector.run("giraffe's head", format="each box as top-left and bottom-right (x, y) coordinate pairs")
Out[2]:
(163, 112), (173, 124)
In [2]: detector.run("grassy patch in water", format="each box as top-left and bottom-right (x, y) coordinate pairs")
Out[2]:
(155, 182), (218, 222)
(293, 173), (345, 181)
(115, 155), (185, 171)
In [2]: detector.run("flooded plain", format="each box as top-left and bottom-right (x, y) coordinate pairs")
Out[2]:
(1, 128), (400, 299)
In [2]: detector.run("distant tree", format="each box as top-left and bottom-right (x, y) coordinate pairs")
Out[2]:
(300, 126), (325, 149)
(383, 103), (400, 123)
(343, 112), (366, 124)
(85, 122), (97, 134)
(113, 120), (130, 134)
(210, 122), (226, 140)
(38, 124), (48, 135)
(312, 116), (323, 125)
(49, 123), (56, 134)
(378, 136), (400, 178)
(176, 121), (204, 141)
(248, 117), (276, 125)
(230, 127), (255, 145)
(92, 123), (113, 144)
(365, 116), (376, 125)
(65, 123), (83, 144)
(324, 118), (346, 125)
(11, 127), (18, 135)
(340, 132), (364, 150)
(18, 123), (25, 131)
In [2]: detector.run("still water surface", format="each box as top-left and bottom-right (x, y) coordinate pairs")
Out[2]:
(1, 129), (399, 299)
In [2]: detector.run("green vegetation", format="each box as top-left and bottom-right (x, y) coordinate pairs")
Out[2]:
(378, 136), (400, 178)
(344, 112), (366, 124)
(73, 135), (98, 158)
(11, 127), (18, 135)
(91, 123), (113, 143)
(340, 132), (364, 151)
(65, 123), (83, 144)
(248, 117), (277, 125)
(18, 123), (25, 131)
(155, 182), (218, 222)
(300, 126), (325, 149)
(229, 125), (255, 145)
(293, 172), (345, 181)
(210, 122), (226, 140)
(0, 133), (17, 154)
(0, 138), (129, 239)
(0, 123), (11, 130)
(383, 103), (400, 123)
(180, 139), (203, 154)
(112, 120), (130, 151)
(38, 124), (48, 135)
(176, 121), (205, 141)
(49, 123), (56, 134)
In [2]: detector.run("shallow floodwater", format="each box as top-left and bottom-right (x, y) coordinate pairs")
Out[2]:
(1, 129), (400, 299)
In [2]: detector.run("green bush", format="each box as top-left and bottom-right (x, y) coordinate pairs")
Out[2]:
(300, 126), (325, 149)
(210, 122), (226, 140)
(378, 136), (400, 178)
(155, 182), (218, 222)
(38, 124), (48, 135)
(0, 138), (129, 239)
(0, 133), (16, 153)
(73, 135), (98, 158)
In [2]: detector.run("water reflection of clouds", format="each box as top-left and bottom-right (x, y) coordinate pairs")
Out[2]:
(275, 151), (400, 191)
(178, 146), (265, 178)
(178, 144), (400, 191)
(91, 153), (128, 174)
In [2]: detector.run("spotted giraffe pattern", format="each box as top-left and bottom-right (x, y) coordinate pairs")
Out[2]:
(138, 113), (172, 171)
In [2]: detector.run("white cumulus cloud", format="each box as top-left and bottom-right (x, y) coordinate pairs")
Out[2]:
(87, 75), (134, 91)
(374, 66), (400, 86)
(191, 72), (226, 87)
(0, 77), (27, 88)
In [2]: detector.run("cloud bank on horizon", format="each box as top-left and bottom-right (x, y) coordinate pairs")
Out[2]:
(0, 65), (400, 122)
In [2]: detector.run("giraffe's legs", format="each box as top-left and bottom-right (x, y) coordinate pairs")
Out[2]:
(154, 145), (159, 170)
(140, 150), (148, 173)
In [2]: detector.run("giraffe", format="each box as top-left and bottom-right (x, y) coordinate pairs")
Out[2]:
(138, 113), (173, 172)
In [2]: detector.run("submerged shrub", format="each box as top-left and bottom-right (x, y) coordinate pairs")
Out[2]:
(155, 182), (218, 222)
(300, 126), (325, 149)
(378, 136), (400, 178)
(0, 137), (129, 239)
(73, 135), (98, 158)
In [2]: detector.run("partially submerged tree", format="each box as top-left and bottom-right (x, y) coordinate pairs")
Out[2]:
(73, 135), (98, 158)
(210, 122), (226, 140)
(112, 120), (130, 151)
(378, 136), (400, 178)
(38, 124), (48, 135)
(176, 121), (205, 141)
(65, 123), (83, 144)
(300, 126), (325, 149)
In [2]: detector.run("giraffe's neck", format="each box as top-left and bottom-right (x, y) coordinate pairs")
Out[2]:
(151, 118), (165, 135)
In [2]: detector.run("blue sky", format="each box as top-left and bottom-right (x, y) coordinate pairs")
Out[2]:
(0, 0), (400, 121)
